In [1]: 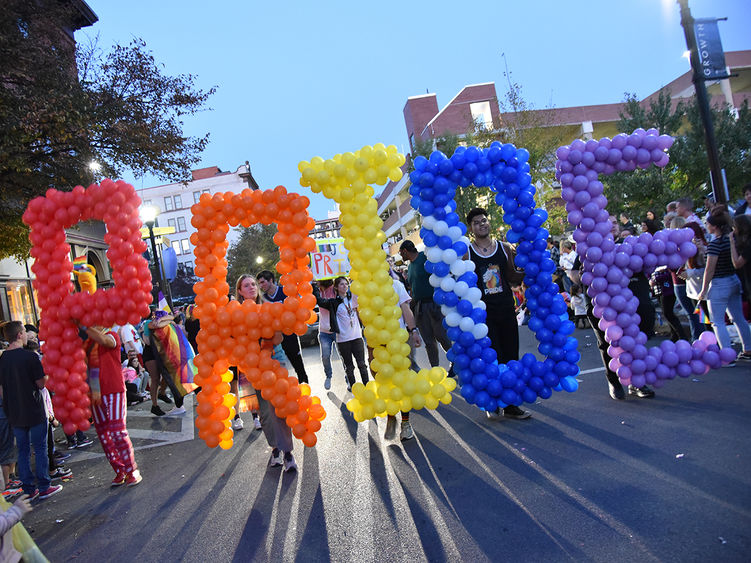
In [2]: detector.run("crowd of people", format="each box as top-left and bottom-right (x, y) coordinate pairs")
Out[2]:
(1, 187), (750, 544)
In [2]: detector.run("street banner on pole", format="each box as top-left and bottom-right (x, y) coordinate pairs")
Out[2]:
(693, 18), (730, 80)
(310, 238), (350, 280)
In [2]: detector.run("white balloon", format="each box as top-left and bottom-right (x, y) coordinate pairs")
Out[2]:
(459, 317), (475, 332)
(453, 280), (469, 297)
(459, 236), (471, 247)
(450, 260), (467, 276)
(426, 247), (442, 263)
(442, 248), (458, 264)
(445, 312), (462, 327)
(447, 226), (463, 240)
(441, 305), (455, 317)
(466, 287), (482, 303)
(443, 205), (454, 214)
(440, 277), (456, 292)
(428, 274), (442, 287)
(433, 221), (449, 236)
(472, 323), (489, 339)
(475, 299), (486, 310)
(422, 216), (436, 229)
(464, 260), (476, 272)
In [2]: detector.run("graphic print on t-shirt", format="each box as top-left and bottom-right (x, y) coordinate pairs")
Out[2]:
(482, 264), (503, 295)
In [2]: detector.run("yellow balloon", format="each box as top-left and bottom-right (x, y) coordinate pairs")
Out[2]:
(219, 440), (233, 450)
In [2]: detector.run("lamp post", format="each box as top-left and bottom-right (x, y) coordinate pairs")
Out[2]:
(677, 0), (727, 203)
(139, 204), (167, 307)
(256, 256), (264, 265)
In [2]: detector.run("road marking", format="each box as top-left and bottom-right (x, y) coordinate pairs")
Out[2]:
(579, 367), (605, 375)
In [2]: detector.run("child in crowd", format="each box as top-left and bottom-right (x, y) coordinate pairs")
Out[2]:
(569, 284), (588, 328)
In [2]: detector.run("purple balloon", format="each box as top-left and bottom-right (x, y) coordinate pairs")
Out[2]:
(594, 146), (609, 161)
(605, 325), (623, 341)
(642, 135), (658, 151)
(612, 134), (628, 149)
(650, 148), (665, 162)
(657, 135), (674, 150)
(719, 347), (738, 364)
(606, 148), (623, 165)
(556, 146), (571, 160)
(568, 150), (582, 164)
(636, 148), (651, 164)
(622, 145), (637, 161)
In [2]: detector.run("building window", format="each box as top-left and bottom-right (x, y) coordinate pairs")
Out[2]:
(184, 261), (194, 275)
(181, 239), (191, 254)
(164, 196), (174, 211)
(172, 240), (181, 255)
(144, 199), (152, 206)
(470, 101), (493, 131)
(193, 191), (201, 204)
(2, 281), (36, 326)
(174, 195), (182, 209)
(168, 218), (176, 231)
(202, 189), (210, 194)
(177, 217), (186, 232)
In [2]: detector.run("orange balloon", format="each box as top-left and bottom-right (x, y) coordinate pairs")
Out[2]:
(292, 423), (307, 438)
(302, 433), (317, 447)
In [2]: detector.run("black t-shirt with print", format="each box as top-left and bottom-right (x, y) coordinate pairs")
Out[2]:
(469, 243), (514, 311)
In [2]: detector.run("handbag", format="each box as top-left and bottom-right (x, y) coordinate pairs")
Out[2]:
(685, 267), (705, 299)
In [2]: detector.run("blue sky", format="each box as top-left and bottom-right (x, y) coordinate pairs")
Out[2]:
(79, 0), (750, 220)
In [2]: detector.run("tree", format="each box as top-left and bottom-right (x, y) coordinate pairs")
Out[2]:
(605, 89), (751, 221)
(0, 1), (215, 259)
(226, 225), (280, 290)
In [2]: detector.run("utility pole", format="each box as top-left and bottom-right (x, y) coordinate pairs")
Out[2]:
(677, 0), (727, 203)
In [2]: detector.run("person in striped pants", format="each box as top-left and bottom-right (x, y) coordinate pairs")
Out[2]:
(78, 324), (142, 487)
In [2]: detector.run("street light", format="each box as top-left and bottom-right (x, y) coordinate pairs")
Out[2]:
(139, 204), (166, 307)
(256, 256), (264, 264)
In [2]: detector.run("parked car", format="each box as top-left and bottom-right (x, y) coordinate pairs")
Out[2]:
(299, 306), (319, 347)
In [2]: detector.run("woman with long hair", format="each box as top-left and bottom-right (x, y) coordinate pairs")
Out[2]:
(316, 277), (369, 391)
(697, 210), (751, 363)
(231, 275), (263, 431)
(235, 275), (296, 471)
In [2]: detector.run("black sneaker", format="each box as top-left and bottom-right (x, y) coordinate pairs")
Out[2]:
(503, 405), (531, 419)
(158, 393), (173, 404)
(151, 405), (166, 416)
(54, 452), (72, 461)
(628, 385), (655, 398)
(609, 382), (626, 400)
(77, 437), (94, 448)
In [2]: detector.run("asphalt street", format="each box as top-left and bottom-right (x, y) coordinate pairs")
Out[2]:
(21, 326), (751, 562)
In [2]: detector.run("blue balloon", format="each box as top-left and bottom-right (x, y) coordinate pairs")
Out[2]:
(470, 358), (487, 374)
(458, 331), (475, 347)
(470, 308), (486, 324)
(487, 379), (503, 397)
(437, 159), (454, 176)
(460, 384), (476, 402)
(414, 155), (428, 170)
(444, 291), (459, 307)
(467, 343), (483, 358)
(409, 181), (421, 194)
(422, 231), (438, 247)
(501, 371), (517, 388)
(429, 150), (446, 163)
(472, 373), (488, 389)
(433, 262), (450, 277)
(501, 389), (519, 406)
(447, 326), (462, 341)
(465, 146), (480, 162)
(452, 241), (468, 256)
(437, 235), (453, 250)
(458, 272), (478, 286)
(561, 376), (579, 392)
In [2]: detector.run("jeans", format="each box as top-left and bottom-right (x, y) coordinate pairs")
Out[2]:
(337, 338), (369, 386)
(707, 275), (751, 350)
(318, 331), (336, 379)
(674, 284), (704, 341)
(413, 300), (452, 368)
(14, 420), (50, 495)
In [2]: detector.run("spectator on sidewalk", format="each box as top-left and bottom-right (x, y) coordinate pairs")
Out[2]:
(0, 322), (62, 500)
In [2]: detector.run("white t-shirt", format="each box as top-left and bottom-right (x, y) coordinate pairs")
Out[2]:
(118, 323), (143, 354)
(336, 294), (362, 343)
(560, 251), (577, 272)
(570, 294), (587, 316)
(392, 279), (411, 329)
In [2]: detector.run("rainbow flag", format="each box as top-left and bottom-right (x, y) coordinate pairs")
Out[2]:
(72, 255), (88, 271)
(694, 306), (711, 325)
(157, 291), (171, 314)
(150, 322), (197, 395)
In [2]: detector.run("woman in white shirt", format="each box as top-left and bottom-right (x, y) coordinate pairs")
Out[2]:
(332, 277), (369, 391)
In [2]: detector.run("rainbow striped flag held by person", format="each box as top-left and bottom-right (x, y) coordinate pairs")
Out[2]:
(694, 306), (712, 325)
(150, 322), (197, 395)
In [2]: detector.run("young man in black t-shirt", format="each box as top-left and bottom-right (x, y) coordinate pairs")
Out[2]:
(466, 208), (531, 420)
(257, 270), (309, 384)
(0, 322), (62, 500)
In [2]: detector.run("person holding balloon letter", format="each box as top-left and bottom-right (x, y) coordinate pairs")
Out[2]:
(465, 208), (532, 420)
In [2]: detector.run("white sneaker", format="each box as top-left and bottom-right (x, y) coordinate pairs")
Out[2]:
(269, 450), (283, 467)
(384, 415), (397, 440)
(253, 417), (262, 430)
(283, 453), (297, 472)
(166, 406), (186, 416)
(231, 417), (244, 431)
(400, 420), (414, 441)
